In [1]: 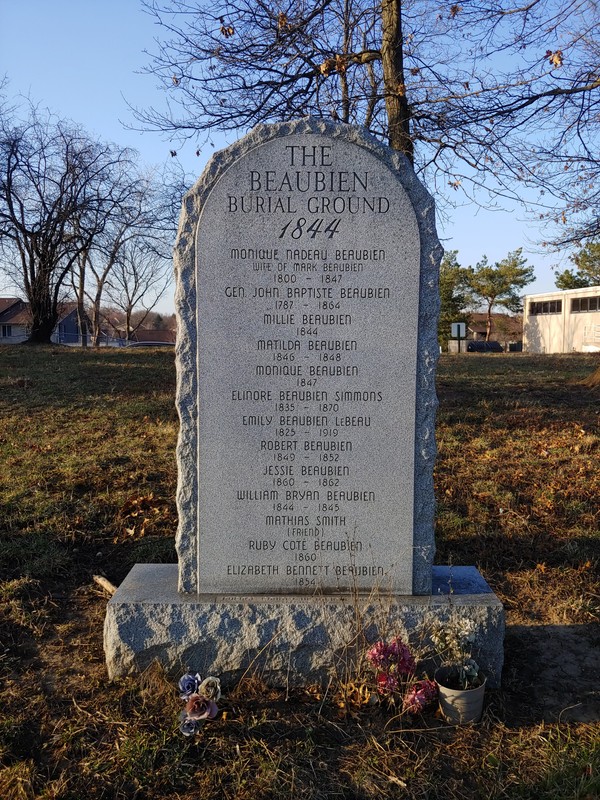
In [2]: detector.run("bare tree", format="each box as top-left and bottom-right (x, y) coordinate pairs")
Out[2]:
(0, 102), (136, 343)
(104, 237), (171, 340)
(135, 0), (599, 228)
(70, 165), (178, 346)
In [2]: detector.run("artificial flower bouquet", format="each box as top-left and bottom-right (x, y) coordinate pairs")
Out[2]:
(178, 672), (221, 736)
(366, 637), (438, 716)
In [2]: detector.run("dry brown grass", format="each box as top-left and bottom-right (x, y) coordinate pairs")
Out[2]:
(0, 347), (599, 799)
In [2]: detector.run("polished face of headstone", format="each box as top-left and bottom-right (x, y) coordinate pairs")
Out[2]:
(194, 131), (421, 594)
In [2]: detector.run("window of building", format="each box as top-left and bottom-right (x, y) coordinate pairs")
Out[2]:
(529, 300), (562, 315)
(571, 296), (600, 313)
(1, 324), (12, 338)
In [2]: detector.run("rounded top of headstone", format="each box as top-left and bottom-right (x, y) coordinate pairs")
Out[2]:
(174, 115), (440, 596)
(182, 117), (433, 226)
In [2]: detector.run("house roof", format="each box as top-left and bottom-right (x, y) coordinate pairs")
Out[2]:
(0, 297), (22, 318)
(1, 306), (30, 324)
(468, 312), (522, 337)
(0, 298), (79, 326)
(0, 298), (26, 323)
(129, 328), (176, 344)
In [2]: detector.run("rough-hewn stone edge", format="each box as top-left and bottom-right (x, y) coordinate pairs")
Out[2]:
(174, 118), (442, 593)
(105, 565), (504, 687)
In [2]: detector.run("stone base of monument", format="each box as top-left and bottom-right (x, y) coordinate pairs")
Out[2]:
(104, 564), (504, 688)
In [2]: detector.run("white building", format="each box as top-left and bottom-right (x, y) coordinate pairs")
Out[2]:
(523, 286), (600, 353)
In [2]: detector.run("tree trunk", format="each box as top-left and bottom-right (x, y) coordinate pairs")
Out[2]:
(26, 285), (57, 344)
(486, 304), (493, 341)
(125, 306), (133, 341)
(580, 362), (600, 387)
(91, 297), (103, 346)
(74, 248), (89, 348)
(91, 282), (107, 346)
(380, 0), (413, 161)
(340, 0), (351, 123)
(27, 316), (56, 344)
(76, 259), (88, 348)
(76, 306), (88, 347)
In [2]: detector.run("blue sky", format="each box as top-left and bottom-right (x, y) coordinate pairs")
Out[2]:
(1, 0), (568, 313)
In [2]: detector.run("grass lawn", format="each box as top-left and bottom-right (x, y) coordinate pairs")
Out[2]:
(0, 347), (598, 799)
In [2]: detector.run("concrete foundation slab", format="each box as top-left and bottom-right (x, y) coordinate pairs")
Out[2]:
(104, 564), (504, 687)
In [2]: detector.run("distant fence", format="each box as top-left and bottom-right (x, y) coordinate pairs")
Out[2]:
(53, 332), (175, 347)
(52, 331), (127, 347)
(583, 324), (600, 345)
(1, 331), (175, 346)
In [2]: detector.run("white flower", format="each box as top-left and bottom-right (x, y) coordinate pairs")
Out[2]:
(198, 676), (221, 701)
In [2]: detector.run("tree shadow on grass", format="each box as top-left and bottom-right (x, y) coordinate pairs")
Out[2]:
(0, 346), (177, 410)
(500, 622), (600, 725)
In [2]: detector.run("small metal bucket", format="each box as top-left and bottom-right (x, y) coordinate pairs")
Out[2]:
(435, 667), (486, 724)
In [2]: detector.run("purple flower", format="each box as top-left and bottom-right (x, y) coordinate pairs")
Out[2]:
(403, 680), (438, 715)
(185, 693), (219, 721)
(390, 639), (416, 675)
(178, 672), (201, 699)
(179, 716), (198, 737)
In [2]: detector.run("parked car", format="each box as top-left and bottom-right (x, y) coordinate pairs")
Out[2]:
(466, 340), (504, 352)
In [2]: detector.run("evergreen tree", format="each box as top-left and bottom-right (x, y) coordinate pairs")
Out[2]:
(438, 250), (468, 349)
(555, 242), (600, 289)
(466, 250), (534, 342)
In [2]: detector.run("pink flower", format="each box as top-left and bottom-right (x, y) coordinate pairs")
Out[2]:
(367, 638), (415, 676)
(403, 680), (438, 715)
(376, 671), (399, 695)
(184, 693), (219, 720)
(389, 639), (416, 675)
(367, 638), (416, 696)
(367, 640), (390, 670)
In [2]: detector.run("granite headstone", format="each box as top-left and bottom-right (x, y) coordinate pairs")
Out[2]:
(176, 118), (439, 596)
(104, 119), (505, 687)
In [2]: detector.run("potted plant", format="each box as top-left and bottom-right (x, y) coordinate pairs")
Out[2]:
(434, 658), (486, 724)
(429, 616), (487, 724)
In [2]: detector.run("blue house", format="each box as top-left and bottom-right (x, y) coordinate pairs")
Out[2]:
(0, 298), (86, 345)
